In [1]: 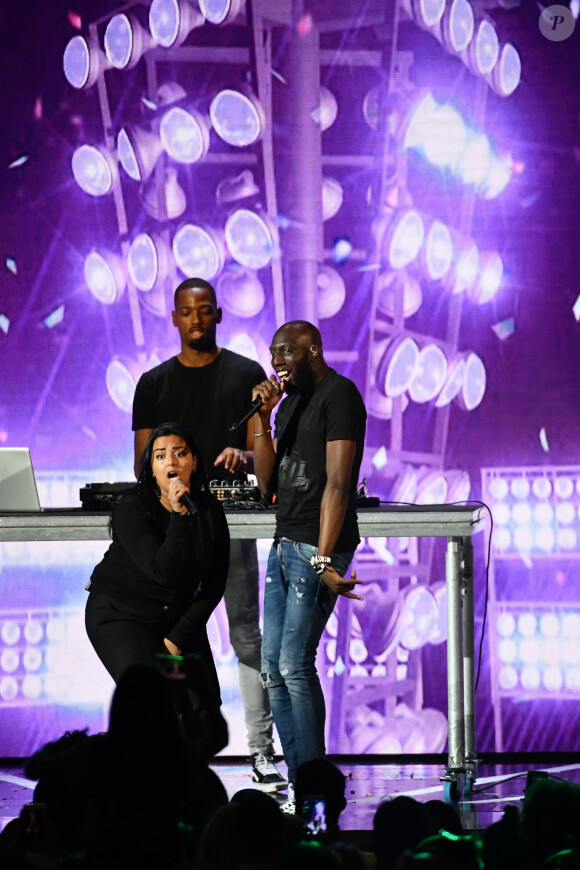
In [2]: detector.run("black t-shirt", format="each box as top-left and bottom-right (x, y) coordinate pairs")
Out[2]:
(132, 349), (266, 483)
(273, 368), (367, 553)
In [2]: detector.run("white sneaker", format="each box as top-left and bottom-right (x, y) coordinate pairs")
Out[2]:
(279, 783), (295, 814)
(251, 752), (288, 792)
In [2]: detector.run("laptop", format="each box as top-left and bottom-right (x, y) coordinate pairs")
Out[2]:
(0, 447), (42, 512)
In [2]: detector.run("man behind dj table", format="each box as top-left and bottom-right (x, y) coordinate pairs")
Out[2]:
(131, 276), (286, 792)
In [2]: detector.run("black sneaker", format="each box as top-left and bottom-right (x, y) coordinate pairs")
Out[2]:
(251, 752), (288, 792)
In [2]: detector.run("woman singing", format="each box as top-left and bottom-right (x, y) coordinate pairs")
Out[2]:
(85, 422), (230, 749)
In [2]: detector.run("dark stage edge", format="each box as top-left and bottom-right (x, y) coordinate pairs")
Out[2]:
(2, 754), (580, 845)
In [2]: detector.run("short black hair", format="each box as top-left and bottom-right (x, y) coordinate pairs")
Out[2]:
(174, 277), (217, 308)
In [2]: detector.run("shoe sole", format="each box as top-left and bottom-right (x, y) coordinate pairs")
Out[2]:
(252, 779), (288, 793)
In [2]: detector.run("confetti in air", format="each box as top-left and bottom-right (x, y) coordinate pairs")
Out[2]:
(573, 293), (580, 322)
(297, 14), (313, 36)
(491, 317), (515, 340)
(68, 10), (82, 29)
(0, 314), (9, 335)
(44, 306), (65, 329)
(539, 427), (550, 453)
(6, 257), (17, 275)
(372, 446), (388, 470)
(519, 191), (540, 209)
(8, 155), (29, 169)
(332, 236), (353, 264)
(276, 213), (302, 230)
(385, 186), (400, 209)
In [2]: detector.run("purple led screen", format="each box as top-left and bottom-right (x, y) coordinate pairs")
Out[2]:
(1, 0), (580, 758)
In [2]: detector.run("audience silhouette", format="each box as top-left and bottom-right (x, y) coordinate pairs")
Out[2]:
(295, 757), (347, 843)
(521, 778), (580, 870)
(373, 795), (430, 870)
(3, 701), (580, 870)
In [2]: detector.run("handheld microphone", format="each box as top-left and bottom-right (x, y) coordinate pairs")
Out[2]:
(168, 473), (199, 516)
(228, 381), (281, 432)
(179, 492), (199, 516)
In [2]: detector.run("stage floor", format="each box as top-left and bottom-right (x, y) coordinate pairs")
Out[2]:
(2, 756), (580, 845)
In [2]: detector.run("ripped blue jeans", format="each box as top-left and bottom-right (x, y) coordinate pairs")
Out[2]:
(261, 538), (353, 783)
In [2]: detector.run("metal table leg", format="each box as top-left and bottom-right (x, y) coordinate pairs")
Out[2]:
(462, 536), (478, 792)
(443, 535), (478, 802)
(446, 538), (465, 757)
(443, 536), (466, 802)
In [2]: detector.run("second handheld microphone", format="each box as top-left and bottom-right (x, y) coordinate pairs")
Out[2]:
(228, 381), (282, 432)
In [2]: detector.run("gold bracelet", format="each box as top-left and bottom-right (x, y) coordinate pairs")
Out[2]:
(254, 428), (272, 437)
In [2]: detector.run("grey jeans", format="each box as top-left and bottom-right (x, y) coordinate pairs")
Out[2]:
(223, 538), (274, 756)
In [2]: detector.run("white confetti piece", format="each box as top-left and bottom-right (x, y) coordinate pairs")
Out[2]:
(44, 306), (64, 328)
(372, 446), (388, 470)
(8, 154), (29, 169)
(491, 317), (515, 340)
(270, 68), (287, 85)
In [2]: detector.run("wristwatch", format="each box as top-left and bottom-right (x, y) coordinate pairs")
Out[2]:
(311, 554), (331, 575)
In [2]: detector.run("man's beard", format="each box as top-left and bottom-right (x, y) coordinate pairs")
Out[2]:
(285, 361), (313, 394)
(186, 332), (214, 352)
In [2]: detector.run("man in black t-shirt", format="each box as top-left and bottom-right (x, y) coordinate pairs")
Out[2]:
(132, 277), (286, 792)
(251, 320), (366, 812)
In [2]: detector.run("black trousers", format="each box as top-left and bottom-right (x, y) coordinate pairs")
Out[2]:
(85, 590), (222, 740)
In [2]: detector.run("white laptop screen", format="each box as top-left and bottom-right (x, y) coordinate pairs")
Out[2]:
(0, 447), (42, 512)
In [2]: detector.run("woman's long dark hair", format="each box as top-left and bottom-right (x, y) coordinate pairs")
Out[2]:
(109, 423), (217, 534)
